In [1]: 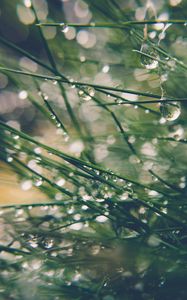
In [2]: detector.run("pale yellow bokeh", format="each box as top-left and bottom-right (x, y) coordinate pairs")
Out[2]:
(0, 161), (48, 206)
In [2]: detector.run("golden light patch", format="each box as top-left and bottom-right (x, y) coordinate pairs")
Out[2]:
(0, 161), (48, 206)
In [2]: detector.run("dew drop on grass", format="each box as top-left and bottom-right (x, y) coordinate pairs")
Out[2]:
(80, 55), (86, 62)
(24, 0), (32, 8)
(60, 23), (69, 33)
(13, 134), (20, 140)
(140, 43), (158, 70)
(69, 222), (83, 230)
(28, 235), (38, 248)
(43, 238), (54, 249)
(179, 182), (186, 188)
(160, 101), (181, 121)
(96, 215), (108, 223)
(34, 147), (42, 154)
(161, 207), (167, 214)
(102, 65), (110, 73)
(119, 192), (129, 201)
(18, 90), (28, 99)
(63, 132), (69, 142)
(34, 177), (43, 187)
(43, 93), (49, 100)
(7, 156), (13, 162)
(56, 178), (65, 187)
(78, 86), (95, 101)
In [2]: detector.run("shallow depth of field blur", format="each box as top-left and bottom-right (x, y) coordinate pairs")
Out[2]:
(1, 0), (187, 299)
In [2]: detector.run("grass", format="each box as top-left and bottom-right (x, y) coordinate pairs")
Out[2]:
(0, 0), (187, 299)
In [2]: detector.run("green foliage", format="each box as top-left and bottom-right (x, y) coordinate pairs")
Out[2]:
(1, 0), (187, 299)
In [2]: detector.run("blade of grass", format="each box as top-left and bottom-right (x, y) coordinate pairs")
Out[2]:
(36, 19), (187, 28)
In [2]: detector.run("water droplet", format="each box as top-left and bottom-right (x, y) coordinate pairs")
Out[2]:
(42, 238), (54, 249)
(140, 43), (158, 70)
(115, 98), (123, 105)
(161, 207), (167, 214)
(102, 65), (110, 73)
(7, 156), (13, 162)
(82, 205), (88, 210)
(63, 132), (69, 142)
(160, 100), (181, 121)
(51, 114), (56, 120)
(139, 207), (146, 214)
(60, 23), (69, 33)
(18, 90), (28, 99)
(128, 135), (136, 144)
(119, 192), (129, 201)
(80, 55), (86, 62)
(96, 215), (108, 223)
(34, 147), (42, 154)
(24, 0), (32, 8)
(34, 177), (43, 187)
(43, 93), (49, 100)
(78, 86), (95, 101)
(167, 59), (176, 71)
(159, 280), (165, 287)
(69, 222), (83, 230)
(28, 235), (38, 248)
(179, 182), (186, 188)
(13, 134), (19, 140)
(56, 178), (65, 187)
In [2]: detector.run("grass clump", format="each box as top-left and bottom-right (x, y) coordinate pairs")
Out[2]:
(0, 0), (187, 299)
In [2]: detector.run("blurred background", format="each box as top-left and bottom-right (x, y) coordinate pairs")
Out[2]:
(1, 1), (187, 299)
